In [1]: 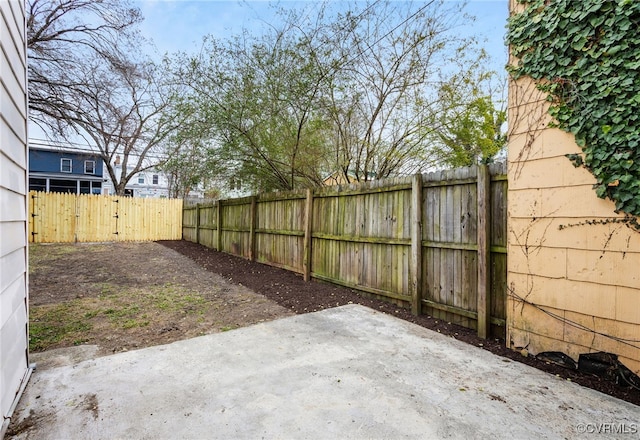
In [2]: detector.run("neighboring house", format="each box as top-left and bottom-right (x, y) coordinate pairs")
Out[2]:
(1, 1), (30, 436)
(129, 169), (171, 198)
(103, 157), (205, 199)
(102, 162), (170, 198)
(223, 175), (250, 199)
(28, 144), (105, 194)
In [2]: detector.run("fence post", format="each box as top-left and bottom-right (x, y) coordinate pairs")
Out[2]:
(195, 203), (201, 245)
(411, 174), (423, 316)
(303, 188), (314, 281)
(216, 200), (223, 252)
(477, 164), (491, 339)
(249, 196), (257, 261)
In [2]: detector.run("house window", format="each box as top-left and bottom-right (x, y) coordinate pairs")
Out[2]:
(138, 175), (145, 184)
(152, 175), (159, 185)
(84, 160), (95, 174)
(61, 158), (72, 173)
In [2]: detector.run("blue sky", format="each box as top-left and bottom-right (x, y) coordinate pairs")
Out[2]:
(135, 0), (509, 72)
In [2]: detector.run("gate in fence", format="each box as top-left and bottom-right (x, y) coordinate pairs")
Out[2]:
(29, 191), (182, 243)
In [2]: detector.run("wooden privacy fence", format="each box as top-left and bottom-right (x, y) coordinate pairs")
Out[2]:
(29, 191), (183, 243)
(183, 163), (507, 338)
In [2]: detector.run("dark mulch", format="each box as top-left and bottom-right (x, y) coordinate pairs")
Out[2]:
(158, 240), (640, 407)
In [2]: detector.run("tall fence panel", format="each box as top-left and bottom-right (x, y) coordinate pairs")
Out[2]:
(418, 163), (507, 336)
(422, 167), (479, 329)
(30, 191), (78, 243)
(183, 164), (507, 338)
(29, 191), (182, 243)
(182, 206), (198, 243)
(74, 192), (115, 241)
(220, 198), (252, 257)
(489, 162), (508, 337)
(255, 193), (306, 273)
(312, 177), (412, 304)
(199, 202), (217, 248)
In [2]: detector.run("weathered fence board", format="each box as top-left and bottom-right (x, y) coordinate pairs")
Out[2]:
(183, 164), (507, 338)
(256, 195), (306, 273)
(310, 178), (414, 306)
(182, 207), (198, 243)
(30, 191), (182, 243)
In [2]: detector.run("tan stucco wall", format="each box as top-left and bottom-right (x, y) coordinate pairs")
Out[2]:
(507, 76), (640, 374)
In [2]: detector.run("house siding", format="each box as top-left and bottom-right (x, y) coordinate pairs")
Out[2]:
(29, 148), (104, 176)
(28, 147), (104, 194)
(0, 0), (30, 431)
(103, 166), (172, 198)
(507, 72), (640, 371)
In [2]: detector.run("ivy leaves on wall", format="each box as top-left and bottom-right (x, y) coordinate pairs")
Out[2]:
(507, 0), (640, 219)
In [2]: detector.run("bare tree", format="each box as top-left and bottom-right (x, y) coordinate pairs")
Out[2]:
(322, 0), (484, 181)
(64, 57), (179, 195)
(27, 0), (142, 132)
(27, 0), (183, 195)
(173, 0), (493, 190)
(206, 1), (466, 184)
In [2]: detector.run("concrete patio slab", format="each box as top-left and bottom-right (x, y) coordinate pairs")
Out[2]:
(8, 305), (639, 439)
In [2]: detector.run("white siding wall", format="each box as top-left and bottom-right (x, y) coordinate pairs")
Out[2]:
(0, 0), (29, 428)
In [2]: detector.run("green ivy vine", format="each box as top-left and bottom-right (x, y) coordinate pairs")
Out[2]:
(507, 0), (640, 223)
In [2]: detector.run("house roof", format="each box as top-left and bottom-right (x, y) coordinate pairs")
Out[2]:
(29, 139), (102, 157)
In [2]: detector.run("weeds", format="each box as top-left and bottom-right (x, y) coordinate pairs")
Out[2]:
(29, 282), (210, 351)
(29, 301), (93, 351)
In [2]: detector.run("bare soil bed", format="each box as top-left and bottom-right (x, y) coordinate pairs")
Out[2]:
(28, 240), (638, 406)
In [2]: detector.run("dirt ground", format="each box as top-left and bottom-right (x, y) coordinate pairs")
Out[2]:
(28, 240), (639, 407)
(28, 242), (293, 356)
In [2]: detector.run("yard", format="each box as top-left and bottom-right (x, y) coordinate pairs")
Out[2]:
(28, 240), (639, 406)
(28, 242), (291, 355)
